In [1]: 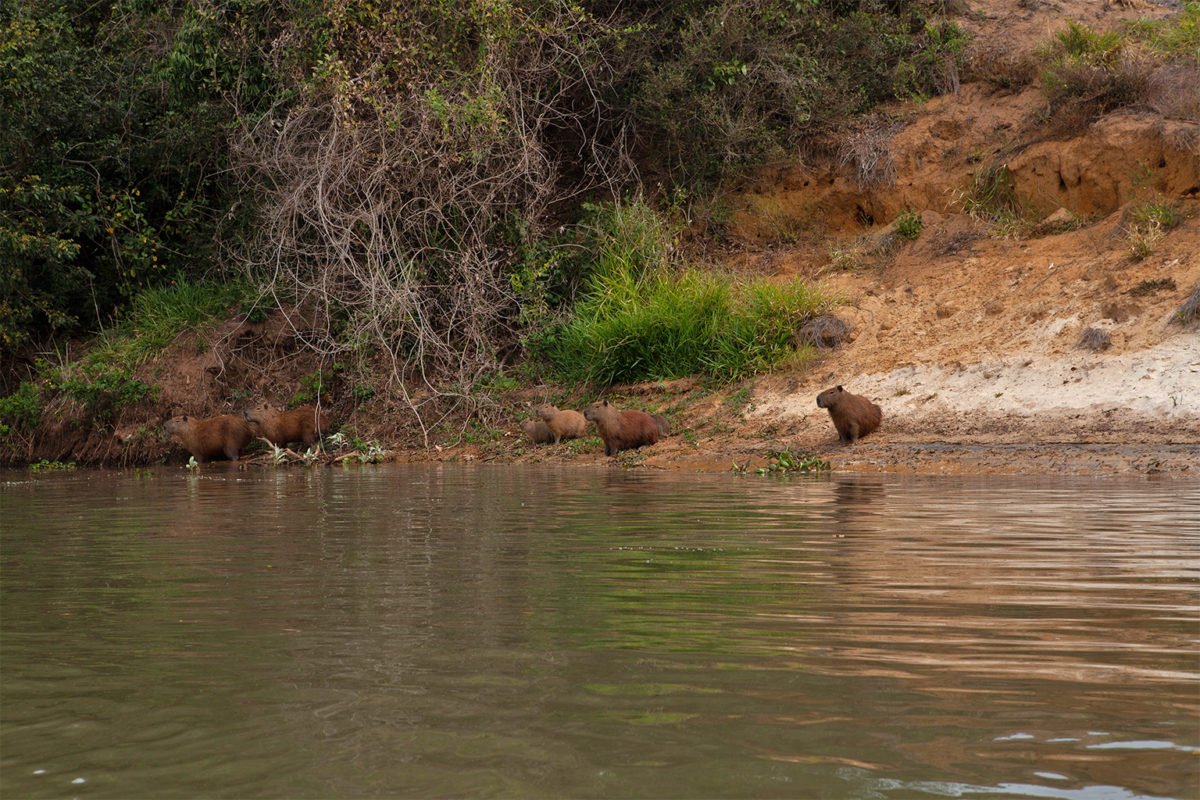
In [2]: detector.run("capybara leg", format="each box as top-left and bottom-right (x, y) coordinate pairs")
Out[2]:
(225, 446), (240, 461)
(846, 421), (860, 444)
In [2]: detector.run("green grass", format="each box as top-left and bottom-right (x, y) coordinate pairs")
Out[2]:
(545, 269), (826, 386)
(538, 201), (829, 386)
(1123, 2), (1200, 57)
(4, 280), (255, 427)
(955, 164), (1028, 235)
(88, 280), (255, 367)
(1039, 9), (1200, 123)
(1124, 199), (1181, 259)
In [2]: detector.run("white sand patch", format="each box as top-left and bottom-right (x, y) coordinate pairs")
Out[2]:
(759, 333), (1200, 421)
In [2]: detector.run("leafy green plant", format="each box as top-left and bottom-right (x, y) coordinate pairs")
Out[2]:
(895, 208), (924, 240)
(756, 449), (830, 476)
(291, 368), (329, 406)
(55, 362), (156, 423)
(0, 381), (41, 436)
(29, 459), (75, 472)
(0, 3), (258, 349)
(892, 21), (969, 102)
(633, 1), (968, 186)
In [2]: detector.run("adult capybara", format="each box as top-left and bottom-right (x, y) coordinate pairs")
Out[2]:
(242, 402), (330, 448)
(534, 404), (588, 444)
(522, 418), (555, 445)
(583, 400), (660, 456)
(163, 414), (253, 462)
(816, 385), (882, 444)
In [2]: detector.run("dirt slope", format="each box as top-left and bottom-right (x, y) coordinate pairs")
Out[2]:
(696, 0), (1200, 474)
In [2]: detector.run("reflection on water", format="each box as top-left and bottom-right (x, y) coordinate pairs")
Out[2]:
(1, 466), (1197, 799)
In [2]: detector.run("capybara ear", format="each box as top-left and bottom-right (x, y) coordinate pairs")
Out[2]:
(181, 415), (189, 421)
(836, 385), (843, 392)
(603, 399), (609, 407)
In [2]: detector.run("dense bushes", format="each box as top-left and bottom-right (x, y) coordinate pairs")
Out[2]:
(633, 1), (967, 183)
(0, 1), (272, 353)
(3, 0), (968, 397)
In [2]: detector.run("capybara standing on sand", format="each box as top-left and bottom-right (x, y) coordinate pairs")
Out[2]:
(816, 385), (882, 444)
(522, 418), (555, 445)
(163, 414), (253, 462)
(534, 404), (588, 444)
(582, 400), (660, 456)
(242, 402), (330, 448)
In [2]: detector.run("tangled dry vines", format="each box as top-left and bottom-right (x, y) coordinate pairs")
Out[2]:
(234, 6), (633, 441)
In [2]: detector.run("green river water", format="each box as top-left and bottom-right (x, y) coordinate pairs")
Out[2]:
(1, 465), (1197, 799)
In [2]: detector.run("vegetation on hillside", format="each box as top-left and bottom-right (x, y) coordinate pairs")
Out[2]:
(3, 0), (1195, 460)
(3, 2), (963, 384)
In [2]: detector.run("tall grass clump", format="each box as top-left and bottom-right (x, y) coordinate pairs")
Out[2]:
(90, 280), (256, 366)
(1040, 10), (1200, 125)
(953, 163), (1027, 236)
(542, 203), (827, 386)
(34, 280), (255, 423)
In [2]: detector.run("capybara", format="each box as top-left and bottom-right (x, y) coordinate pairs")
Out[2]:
(522, 418), (555, 445)
(163, 414), (252, 462)
(582, 400), (660, 456)
(816, 385), (882, 444)
(650, 413), (671, 436)
(242, 402), (330, 448)
(534, 403), (588, 444)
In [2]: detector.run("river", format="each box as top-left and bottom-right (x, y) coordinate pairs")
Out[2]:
(2, 466), (1197, 799)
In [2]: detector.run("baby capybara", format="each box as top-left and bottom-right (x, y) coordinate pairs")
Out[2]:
(522, 418), (555, 445)
(163, 414), (252, 462)
(242, 402), (330, 448)
(816, 385), (882, 444)
(534, 403), (588, 444)
(582, 400), (660, 456)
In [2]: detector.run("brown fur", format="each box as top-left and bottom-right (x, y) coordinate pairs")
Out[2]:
(582, 400), (660, 456)
(816, 385), (882, 444)
(650, 413), (671, 436)
(163, 414), (252, 462)
(534, 404), (588, 444)
(242, 402), (330, 447)
(522, 419), (555, 445)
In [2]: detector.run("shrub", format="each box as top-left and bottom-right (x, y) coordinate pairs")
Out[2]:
(0, 3), (258, 351)
(540, 203), (827, 385)
(1174, 284), (1200, 326)
(0, 381), (41, 436)
(632, 1), (970, 186)
(895, 209), (924, 240)
(955, 164), (1027, 235)
(1078, 326), (1111, 352)
(1123, 200), (1180, 260)
(1039, 11), (1200, 126)
(964, 40), (1039, 91)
